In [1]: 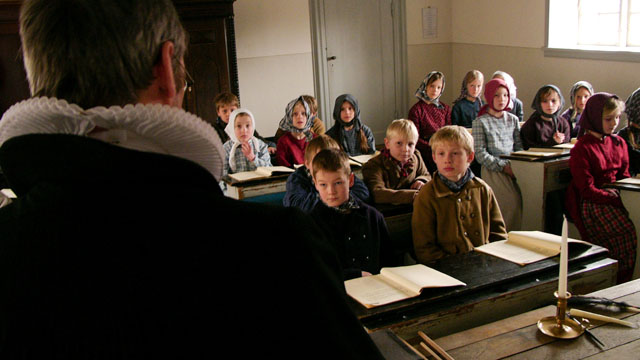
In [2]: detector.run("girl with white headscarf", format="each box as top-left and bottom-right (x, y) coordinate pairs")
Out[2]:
(222, 108), (272, 176)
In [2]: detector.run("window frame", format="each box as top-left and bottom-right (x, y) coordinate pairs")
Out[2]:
(544, 0), (640, 62)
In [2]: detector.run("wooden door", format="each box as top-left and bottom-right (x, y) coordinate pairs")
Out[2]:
(318, 0), (400, 141)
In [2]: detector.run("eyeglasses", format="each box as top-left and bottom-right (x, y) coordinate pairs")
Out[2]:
(183, 67), (194, 94)
(176, 61), (194, 94)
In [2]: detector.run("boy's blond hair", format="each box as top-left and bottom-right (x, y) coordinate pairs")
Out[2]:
(311, 149), (351, 178)
(429, 125), (474, 155)
(213, 91), (239, 110)
(304, 135), (340, 165)
(385, 119), (418, 142)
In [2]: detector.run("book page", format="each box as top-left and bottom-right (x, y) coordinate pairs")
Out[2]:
(475, 231), (591, 265)
(618, 177), (640, 185)
(474, 240), (557, 265)
(350, 151), (379, 165)
(380, 264), (466, 295)
(527, 147), (567, 153)
(344, 274), (418, 309)
(511, 150), (562, 157)
(255, 166), (294, 176)
(507, 231), (563, 253)
(553, 143), (574, 149)
(228, 171), (265, 182)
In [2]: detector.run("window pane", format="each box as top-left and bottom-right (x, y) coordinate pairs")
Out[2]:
(629, 14), (640, 46)
(578, 0), (621, 46)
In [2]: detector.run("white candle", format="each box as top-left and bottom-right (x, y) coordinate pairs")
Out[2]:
(558, 216), (568, 298)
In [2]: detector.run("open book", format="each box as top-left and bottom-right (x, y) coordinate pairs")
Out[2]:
(474, 231), (591, 266)
(349, 152), (379, 167)
(511, 147), (569, 158)
(344, 264), (466, 309)
(228, 166), (294, 182)
(617, 177), (640, 186)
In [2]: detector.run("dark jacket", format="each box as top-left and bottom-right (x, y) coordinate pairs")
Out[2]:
(618, 125), (640, 177)
(0, 134), (383, 359)
(310, 197), (394, 280)
(283, 165), (371, 213)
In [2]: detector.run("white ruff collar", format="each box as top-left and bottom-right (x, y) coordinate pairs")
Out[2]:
(0, 97), (224, 180)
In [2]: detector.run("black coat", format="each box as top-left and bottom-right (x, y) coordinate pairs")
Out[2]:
(0, 134), (384, 359)
(311, 197), (394, 280)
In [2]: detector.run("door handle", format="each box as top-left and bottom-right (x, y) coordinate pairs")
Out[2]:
(327, 56), (337, 61)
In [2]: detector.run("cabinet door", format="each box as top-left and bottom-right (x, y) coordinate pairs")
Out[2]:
(183, 18), (234, 125)
(0, 2), (31, 116)
(174, 0), (238, 125)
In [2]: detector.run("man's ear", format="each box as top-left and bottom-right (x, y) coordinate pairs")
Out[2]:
(348, 172), (355, 188)
(139, 41), (177, 105)
(155, 41), (178, 105)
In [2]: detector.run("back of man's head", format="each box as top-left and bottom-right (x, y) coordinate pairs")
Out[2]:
(19, 0), (187, 109)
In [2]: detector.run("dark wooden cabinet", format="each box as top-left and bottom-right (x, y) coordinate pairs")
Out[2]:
(0, 1), (29, 116)
(0, 0), (238, 125)
(174, 0), (239, 125)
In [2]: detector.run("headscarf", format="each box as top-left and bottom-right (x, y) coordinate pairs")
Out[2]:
(415, 71), (446, 108)
(478, 78), (511, 116)
(492, 71), (517, 109)
(224, 108), (260, 172)
(577, 92), (618, 137)
(278, 96), (314, 141)
(624, 88), (640, 149)
(332, 93), (362, 130)
(568, 81), (594, 121)
(531, 84), (565, 131)
(625, 87), (640, 125)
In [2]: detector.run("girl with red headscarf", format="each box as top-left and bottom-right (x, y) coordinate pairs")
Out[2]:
(472, 78), (524, 232)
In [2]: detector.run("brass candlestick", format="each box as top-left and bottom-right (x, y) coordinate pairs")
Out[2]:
(538, 291), (584, 339)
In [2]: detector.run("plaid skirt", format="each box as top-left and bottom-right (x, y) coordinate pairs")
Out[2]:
(582, 200), (637, 283)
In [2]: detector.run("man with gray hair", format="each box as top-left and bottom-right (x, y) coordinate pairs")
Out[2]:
(0, 1), (384, 358)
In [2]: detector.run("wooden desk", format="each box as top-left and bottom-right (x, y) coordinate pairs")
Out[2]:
(349, 245), (616, 341)
(431, 278), (640, 359)
(222, 165), (364, 200)
(506, 154), (572, 232)
(222, 174), (290, 200)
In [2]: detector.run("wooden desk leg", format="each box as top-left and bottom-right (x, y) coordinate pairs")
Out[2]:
(510, 161), (544, 231)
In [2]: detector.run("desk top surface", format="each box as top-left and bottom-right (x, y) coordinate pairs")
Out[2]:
(502, 153), (570, 162)
(434, 279), (640, 359)
(349, 244), (611, 328)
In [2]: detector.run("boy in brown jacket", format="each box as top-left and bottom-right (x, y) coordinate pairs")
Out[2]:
(412, 125), (507, 263)
(362, 119), (431, 204)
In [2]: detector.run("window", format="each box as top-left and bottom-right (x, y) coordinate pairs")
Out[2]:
(546, 0), (640, 61)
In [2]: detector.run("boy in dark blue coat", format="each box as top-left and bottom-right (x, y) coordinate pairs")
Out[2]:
(283, 135), (370, 213)
(310, 149), (394, 280)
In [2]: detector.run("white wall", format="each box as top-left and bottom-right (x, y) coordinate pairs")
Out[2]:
(234, 0), (640, 136)
(414, 0), (638, 124)
(234, 0), (315, 137)
(405, 0), (453, 107)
